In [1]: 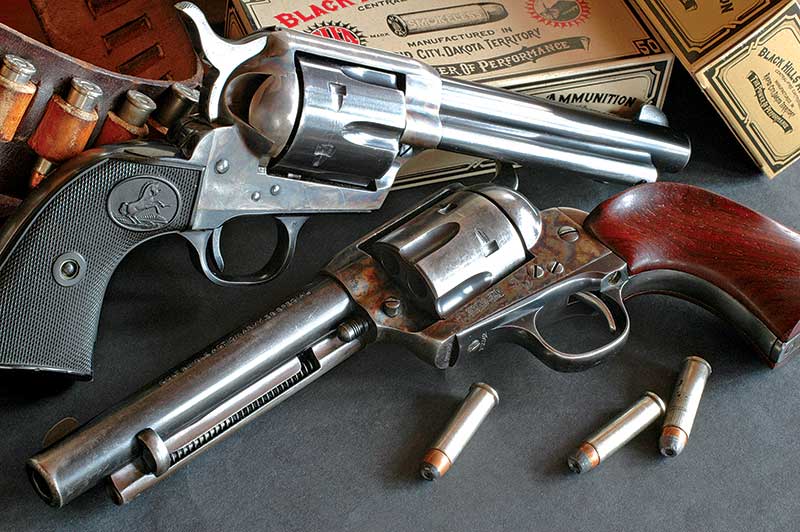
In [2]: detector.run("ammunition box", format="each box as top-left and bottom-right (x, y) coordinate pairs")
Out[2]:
(633, 0), (800, 177)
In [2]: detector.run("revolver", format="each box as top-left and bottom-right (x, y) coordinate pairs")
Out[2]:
(27, 182), (800, 507)
(0, 2), (691, 379)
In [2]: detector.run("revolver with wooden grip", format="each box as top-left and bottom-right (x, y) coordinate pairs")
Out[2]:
(27, 182), (800, 507)
(0, 3), (690, 379)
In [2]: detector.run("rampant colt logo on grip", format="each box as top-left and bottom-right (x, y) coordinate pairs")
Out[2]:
(107, 177), (180, 231)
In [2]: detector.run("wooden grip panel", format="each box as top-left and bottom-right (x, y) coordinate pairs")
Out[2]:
(584, 183), (800, 344)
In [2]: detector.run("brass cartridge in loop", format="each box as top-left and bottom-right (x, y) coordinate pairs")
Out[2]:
(28, 78), (103, 187)
(95, 90), (157, 146)
(0, 54), (37, 142)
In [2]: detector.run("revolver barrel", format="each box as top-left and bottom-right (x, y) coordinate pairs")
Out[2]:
(27, 278), (356, 507)
(437, 79), (691, 185)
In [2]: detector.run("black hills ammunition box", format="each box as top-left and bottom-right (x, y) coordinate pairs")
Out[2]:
(633, 0), (800, 177)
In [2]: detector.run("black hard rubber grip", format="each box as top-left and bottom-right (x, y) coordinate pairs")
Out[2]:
(0, 153), (202, 378)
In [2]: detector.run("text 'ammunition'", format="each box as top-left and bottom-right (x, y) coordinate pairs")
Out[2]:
(420, 382), (499, 480)
(568, 392), (665, 474)
(660, 356), (712, 457)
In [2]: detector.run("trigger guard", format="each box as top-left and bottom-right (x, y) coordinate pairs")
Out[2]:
(527, 289), (630, 372)
(181, 215), (308, 287)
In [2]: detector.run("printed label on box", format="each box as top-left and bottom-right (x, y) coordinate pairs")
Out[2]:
(517, 60), (671, 113)
(704, 3), (800, 175)
(636, 0), (781, 66)
(228, 0), (668, 86)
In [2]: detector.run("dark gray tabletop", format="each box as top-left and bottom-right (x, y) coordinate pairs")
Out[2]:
(2, 66), (798, 532)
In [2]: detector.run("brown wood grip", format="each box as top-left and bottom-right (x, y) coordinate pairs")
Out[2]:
(584, 183), (800, 348)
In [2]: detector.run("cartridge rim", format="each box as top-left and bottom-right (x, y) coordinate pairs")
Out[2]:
(126, 90), (157, 112)
(171, 83), (200, 103)
(68, 78), (103, 111)
(2, 54), (36, 84)
(644, 391), (666, 414)
(685, 355), (712, 374)
(470, 382), (500, 405)
(119, 90), (157, 127)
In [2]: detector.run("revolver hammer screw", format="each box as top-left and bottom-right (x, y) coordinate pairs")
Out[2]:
(528, 264), (545, 278)
(547, 261), (565, 275)
(557, 226), (580, 242)
(270, 185), (281, 196)
(214, 159), (229, 174)
(382, 297), (402, 317)
(251, 191), (261, 202)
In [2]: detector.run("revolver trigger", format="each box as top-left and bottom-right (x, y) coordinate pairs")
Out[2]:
(181, 216), (308, 286)
(211, 226), (225, 273)
(571, 291), (617, 333)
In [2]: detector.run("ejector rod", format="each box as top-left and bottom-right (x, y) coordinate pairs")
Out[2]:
(27, 278), (354, 507)
(108, 331), (364, 504)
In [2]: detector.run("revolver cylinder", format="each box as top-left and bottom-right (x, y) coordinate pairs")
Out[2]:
(266, 57), (408, 187)
(372, 185), (540, 318)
